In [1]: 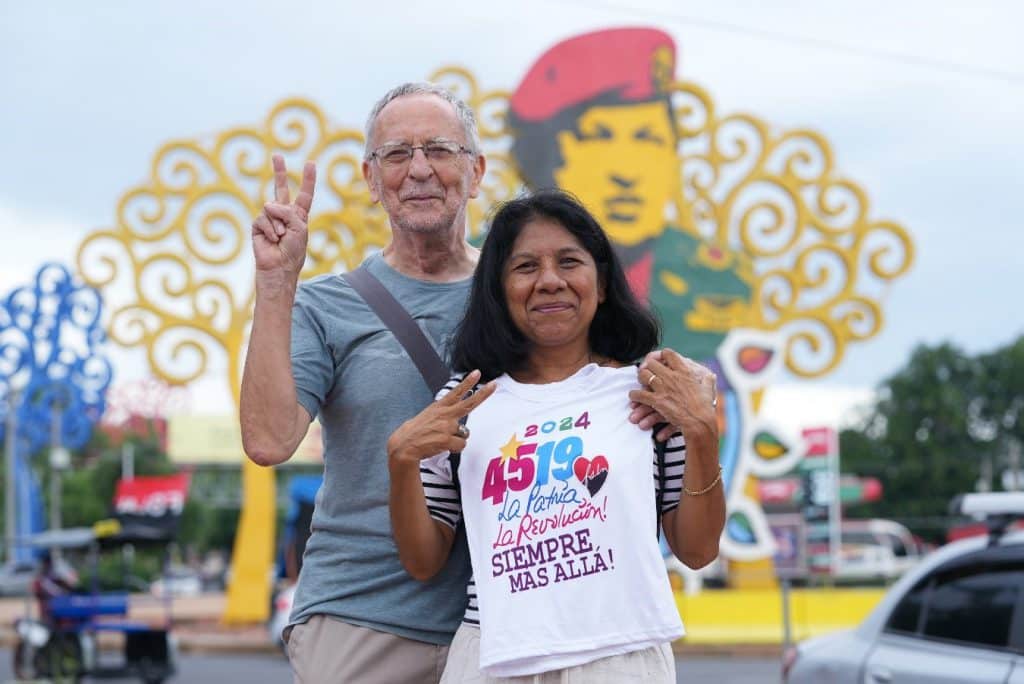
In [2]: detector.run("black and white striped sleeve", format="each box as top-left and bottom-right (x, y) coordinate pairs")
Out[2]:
(463, 577), (480, 625)
(653, 431), (686, 514)
(433, 374), (464, 403)
(420, 375), (467, 530)
(420, 457), (462, 530)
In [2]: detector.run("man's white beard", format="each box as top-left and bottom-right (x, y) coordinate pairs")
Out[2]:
(394, 211), (459, 234)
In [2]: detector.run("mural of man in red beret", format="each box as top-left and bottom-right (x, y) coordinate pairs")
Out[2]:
(509, 27), (752, 362)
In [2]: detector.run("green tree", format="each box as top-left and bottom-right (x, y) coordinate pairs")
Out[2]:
(840, 337), (1024, 540)
(976, 336), (1024, 471)
(62, 418), (176, 529)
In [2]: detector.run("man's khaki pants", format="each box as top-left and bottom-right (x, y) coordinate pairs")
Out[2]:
(286, 614), (449, 684)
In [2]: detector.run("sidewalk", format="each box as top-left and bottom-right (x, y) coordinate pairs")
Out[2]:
(0, 593), (788, 657)
(0, 593), (279, 655)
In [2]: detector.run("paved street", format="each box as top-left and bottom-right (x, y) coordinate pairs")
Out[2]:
(0, 648), (782, 683)
(677, 656), (782, 683)
(0, 648), (292, 682)
(0, 595), (785, 682)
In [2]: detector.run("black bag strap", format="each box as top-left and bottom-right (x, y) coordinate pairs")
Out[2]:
(341, 265), (464, 493)
(341, 265), (450, 395)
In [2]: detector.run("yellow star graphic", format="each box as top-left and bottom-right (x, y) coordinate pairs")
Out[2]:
(499, 433), (524, 465)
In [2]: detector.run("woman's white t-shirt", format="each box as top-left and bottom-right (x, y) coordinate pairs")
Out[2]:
(422, 363), (685, 676)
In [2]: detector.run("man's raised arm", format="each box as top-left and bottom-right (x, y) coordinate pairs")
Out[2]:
(240, 155), (316, 466)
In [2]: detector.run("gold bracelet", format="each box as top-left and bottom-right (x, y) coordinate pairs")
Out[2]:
(682, 466), (723, 496)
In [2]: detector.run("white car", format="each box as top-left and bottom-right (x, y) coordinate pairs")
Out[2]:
(784, 493), (1024, 683)
(149, 566), (203, 597)
(806, 518), (923, 582)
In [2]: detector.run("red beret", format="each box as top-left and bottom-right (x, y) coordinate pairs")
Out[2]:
(511, 27), (676, 123)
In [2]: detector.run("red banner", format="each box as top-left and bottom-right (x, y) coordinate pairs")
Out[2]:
(114, 473), (191, 519)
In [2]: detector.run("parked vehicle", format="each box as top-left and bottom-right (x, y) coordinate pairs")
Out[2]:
(807, 518), (923, 581)
(11, 524), (179, 683)
(0, 560), (38, 597)
(784, 492), (1024, 683)
(149, 565), (203, 597)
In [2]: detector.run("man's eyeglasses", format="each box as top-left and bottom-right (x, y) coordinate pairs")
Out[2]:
(368, 140), (474, 168)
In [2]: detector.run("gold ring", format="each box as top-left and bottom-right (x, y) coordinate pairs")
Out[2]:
(648, 373), (658, 386)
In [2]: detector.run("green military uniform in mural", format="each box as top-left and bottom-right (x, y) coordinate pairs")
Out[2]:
(649, 227), (751, 362)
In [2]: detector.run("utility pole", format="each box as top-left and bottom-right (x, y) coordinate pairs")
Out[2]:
(121, 440), (136, 572)
(49, 402), (70, 561)
(122, 441), (135, 481)
(4, 393), (17, 563)
(1009, 439), (1022, 492)
(979, 455), (993, 493)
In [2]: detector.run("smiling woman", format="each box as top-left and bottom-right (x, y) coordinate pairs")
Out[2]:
(387, 189), (726, 683)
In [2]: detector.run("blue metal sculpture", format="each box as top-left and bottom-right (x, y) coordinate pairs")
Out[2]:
(1, 263), (112, 561)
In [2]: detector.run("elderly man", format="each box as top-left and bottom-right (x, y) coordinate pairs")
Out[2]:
(241, 82), (486, 683)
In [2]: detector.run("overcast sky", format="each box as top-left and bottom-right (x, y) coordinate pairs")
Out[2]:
(2, 0), (1022, 425)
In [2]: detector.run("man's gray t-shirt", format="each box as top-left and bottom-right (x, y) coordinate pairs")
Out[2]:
(287, 252), (472, 645)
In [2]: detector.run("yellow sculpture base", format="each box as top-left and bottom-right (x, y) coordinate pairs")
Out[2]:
(675, 586), (884, 644)
(728, 557), (779, 590)
(223, 459), (277, 624)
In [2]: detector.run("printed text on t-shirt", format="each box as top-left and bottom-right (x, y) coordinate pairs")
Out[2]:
(481, 409), (617, 594)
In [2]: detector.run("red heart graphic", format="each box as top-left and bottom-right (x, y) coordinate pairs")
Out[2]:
(574, 455), (609, 496)
(573, 457), (589, 483)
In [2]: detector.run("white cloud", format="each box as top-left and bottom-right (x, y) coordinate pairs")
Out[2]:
(759, 383), (876, 434)
(0, 204), (85, 294)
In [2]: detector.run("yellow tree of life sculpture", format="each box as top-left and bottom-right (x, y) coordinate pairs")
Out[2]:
(76, 55), (912, 621)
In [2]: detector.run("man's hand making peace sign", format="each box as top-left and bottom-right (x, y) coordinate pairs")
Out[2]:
(251, 154), (317, 278)
(240, 155), (318, 469)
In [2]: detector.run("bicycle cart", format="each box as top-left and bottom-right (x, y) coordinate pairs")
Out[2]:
(11, 523), (178, 683)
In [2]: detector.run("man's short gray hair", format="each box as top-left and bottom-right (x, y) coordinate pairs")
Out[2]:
(364, 82), (481, 159)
